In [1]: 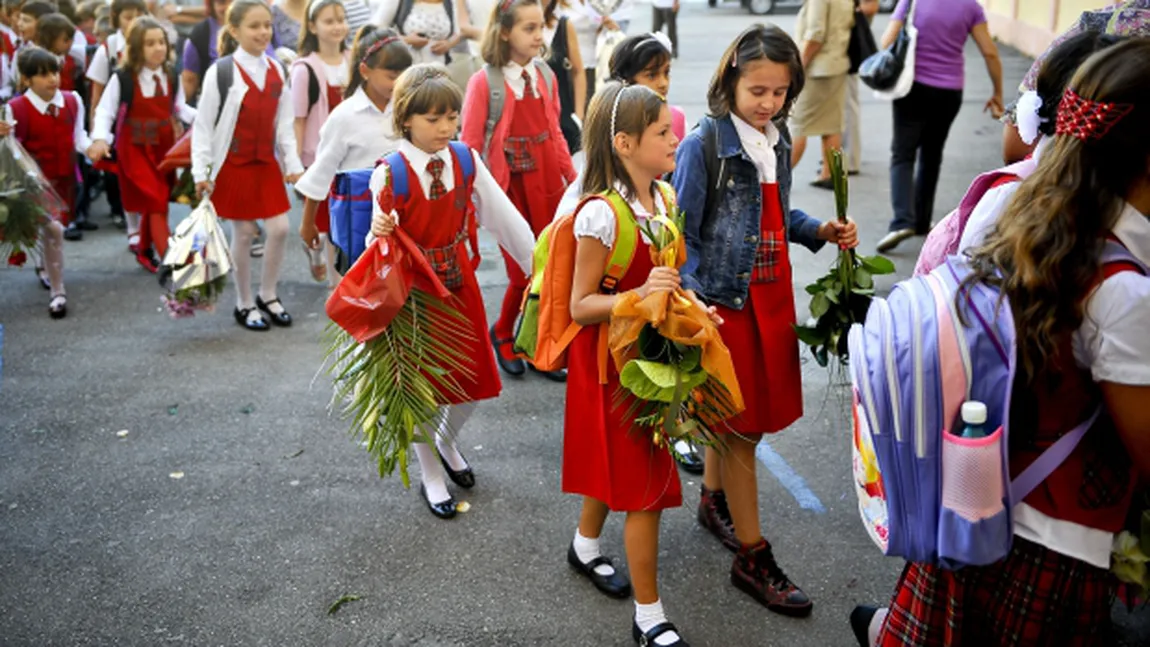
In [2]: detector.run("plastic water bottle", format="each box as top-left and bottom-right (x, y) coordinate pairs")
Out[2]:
(960, 401), (987, 439)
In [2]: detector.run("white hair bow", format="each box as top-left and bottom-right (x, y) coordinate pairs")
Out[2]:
(649, 31), (672, 53)
(1015, 90), (1047, 146)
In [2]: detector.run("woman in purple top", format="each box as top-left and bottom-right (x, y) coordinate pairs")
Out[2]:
(180, 0), (279, 104)
(875, 0), (1003, 253)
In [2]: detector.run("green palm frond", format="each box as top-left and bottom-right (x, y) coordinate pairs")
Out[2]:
(324, 289), (478, 487)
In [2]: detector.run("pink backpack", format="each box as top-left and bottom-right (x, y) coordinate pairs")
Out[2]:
(913, 157), (1037, 276)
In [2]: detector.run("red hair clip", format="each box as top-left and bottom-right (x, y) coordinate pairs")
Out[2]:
(498, 0), (515, 14)
(361, 35), (401, 65)
(1055, 88), (1134, 142)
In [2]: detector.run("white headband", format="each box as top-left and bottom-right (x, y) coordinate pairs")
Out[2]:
(610, 85), (628, 138)
(1016, 90), (1047, 146)
(309, 0), (344, 21)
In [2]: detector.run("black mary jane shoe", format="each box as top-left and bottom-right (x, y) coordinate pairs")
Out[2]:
(528, 364), (567, 383)
(489, 326), (525, 377)
(234, 307), (270, 332)
(673, 440), (704, 475)
(74, 217), (99, 231)
(256, 296), (292, 327)
(34, 267), (51, 290)
(438, 451), (475, 489)
(48, 294), (67, 320)
(632, 620), (689, 647)
(419, 484), (457, 520)
(63, 223), (83, 241)
(567, 543), (632, 599)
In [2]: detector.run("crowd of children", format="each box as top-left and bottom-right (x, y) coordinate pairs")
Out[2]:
(2, 1), (1149, 645)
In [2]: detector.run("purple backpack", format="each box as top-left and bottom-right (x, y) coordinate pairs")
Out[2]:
(913, 158), (1037, 277)
(848, 243), (1144, 568)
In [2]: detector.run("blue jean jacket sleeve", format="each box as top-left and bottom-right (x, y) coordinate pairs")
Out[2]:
(672, 132), (708, 294)
(788, 207), (826, 253)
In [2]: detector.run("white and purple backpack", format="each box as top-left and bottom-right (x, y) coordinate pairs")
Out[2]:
(848, 242), (1144, 568)
(913, 157), (1037, 277)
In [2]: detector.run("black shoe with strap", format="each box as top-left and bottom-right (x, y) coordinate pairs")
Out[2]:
(234, 307), (270, 331)
(256, 296), (292, 327)
(730, 539), (813, 617)
(567, 543), (631, 599)
(438, 450), (475, 489)
(527, 363), (566, 382)
(490, 325), (525, 376)
(419, 484), (457, 520)
(632, 620), (689, 646)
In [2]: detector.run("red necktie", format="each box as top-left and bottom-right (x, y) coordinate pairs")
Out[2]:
(521, 69), (535, 98)
(426, 157), (447, 201)
(154, 73), (166, 97)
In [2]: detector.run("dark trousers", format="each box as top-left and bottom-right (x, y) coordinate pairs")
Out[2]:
(652, 6), (678, 57)
(888, 82), (963, 234)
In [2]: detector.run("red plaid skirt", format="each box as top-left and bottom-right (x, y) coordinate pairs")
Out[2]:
(878, 537), (1116, 646)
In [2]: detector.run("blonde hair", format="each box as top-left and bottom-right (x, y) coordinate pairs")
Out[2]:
(479, 0), (542, 68)
(391, 63), (463, 138)
(581, 82), (666, 201)
(218, 0), (272, 58)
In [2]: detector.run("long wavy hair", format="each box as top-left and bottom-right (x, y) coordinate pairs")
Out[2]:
(968, 38), (1150, 381)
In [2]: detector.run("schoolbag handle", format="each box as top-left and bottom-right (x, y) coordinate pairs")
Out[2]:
(1009, 406), (1100, 503)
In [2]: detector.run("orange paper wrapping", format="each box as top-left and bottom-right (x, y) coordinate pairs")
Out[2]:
(607, 235), (745, 421)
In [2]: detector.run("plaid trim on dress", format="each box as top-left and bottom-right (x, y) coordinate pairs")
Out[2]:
(751, 229), (786, 283)
(418, 228), (468, 291)
(503, 131), (550, 173)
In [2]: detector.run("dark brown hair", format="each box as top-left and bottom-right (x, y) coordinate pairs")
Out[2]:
(970, 38), (1150, 380)
(581, 82), (666, 201)
(19, 1), (54, 21)
(346, 24), (411, 99)
(297, 0), (347, 56)
(75, 0), (99, 22)
(707, 23), (803, 121)
(1032, 30), (1122, 138)
(218, 0), (271, 57)
(110, 0), (145, 30)
(122, 16), (171, 76)
(480, 0), (543, 68)
(609, 33), (670, 86)
(35, 13), (75, 50)
(16, 44), (59, 78)
(391, 63), (462, 138)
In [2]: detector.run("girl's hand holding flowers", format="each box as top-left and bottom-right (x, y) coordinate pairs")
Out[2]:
(636, 266), (679, 299)
(371, 210), (398, 238)
(818, 217), (859, 249)
(685, 289), (723, 326)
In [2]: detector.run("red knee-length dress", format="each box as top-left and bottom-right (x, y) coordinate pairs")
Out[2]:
(712, 183), (803, 434)
(562, 205), (682, 512)
(376, 146), (502, 404)
(313, 82), (343, 234)
(212, 62), (291, 221)
(116, 73), (176, 215)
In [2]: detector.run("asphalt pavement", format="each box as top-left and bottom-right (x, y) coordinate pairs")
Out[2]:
(2, 4), (1148, 646)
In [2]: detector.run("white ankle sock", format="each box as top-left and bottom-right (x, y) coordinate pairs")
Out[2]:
(635, 600), (680, 646)
(413, 442), (451, 504)
(869, 608), (888, 645)
(572, 530), (615, 577)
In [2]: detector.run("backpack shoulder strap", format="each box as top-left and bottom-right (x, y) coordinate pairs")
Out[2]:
(590, 189), (639, 293)
(448, 141), (475, 184)
(62, 91), (79, 123)
(296, 59), (320, 114)
(10, 96), (28, 142)
(382, 151), (409, 202)
(214, 55), (234, 126)
(533, 58), (555, 98)
(482, 64), (503, 162)
(116, 68), (135, 113)
(447, 141), (480, 268)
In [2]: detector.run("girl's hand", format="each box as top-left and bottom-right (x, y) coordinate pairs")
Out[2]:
(985, 94), (1005, 119)
(87, 140), (111, 163)
(171, 118), (185, 139)
(430, 38), (454, 55)
(685, 289), (723, 326)
(818, 218), (859, 249)
(371, 210), (397, 238)
(0, 121), (11, 137)
(195, 181), (213, 198)
(636, 266), (679, 299)
(404, 34), (429, 49)
(299, 220), (321, 249)
(285, 172), (302, 184)
(600, 16), (619, 31)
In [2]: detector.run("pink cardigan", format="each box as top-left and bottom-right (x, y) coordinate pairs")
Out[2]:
(461, 66), (578, 190)
(291, 52), (351, 167)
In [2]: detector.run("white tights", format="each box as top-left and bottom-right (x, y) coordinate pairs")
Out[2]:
(41, 220), (65, 296)
(413, 403), (476, 504)
(230, 214), (289, 310)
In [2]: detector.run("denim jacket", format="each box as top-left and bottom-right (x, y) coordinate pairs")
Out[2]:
(673, 114), (825, 310)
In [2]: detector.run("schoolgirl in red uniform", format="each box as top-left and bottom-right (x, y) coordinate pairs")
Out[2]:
(190, 0), (304, 332)
(2, 46), (94, 318)
(89, 17), (197, 271)
(460, 0), (576, 379)
(672, 25), (857, 617)
(368, 64), (534, 519)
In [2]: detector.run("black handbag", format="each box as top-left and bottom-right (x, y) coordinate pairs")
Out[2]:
(847, 0), (878, 74)
(546, 16), (582, 154)
(859, 0), (913, 91)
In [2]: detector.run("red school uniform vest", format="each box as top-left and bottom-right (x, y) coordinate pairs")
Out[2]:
(10, 93), (78, 181)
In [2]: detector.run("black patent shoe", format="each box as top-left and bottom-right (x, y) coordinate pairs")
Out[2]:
(420, 484), (457, 520)
(234, 307), (270, 331)
(256, 296), (292, 327)
(490, 326), (525, 376)
(632, 620), (689, 646)
(34, 267), (50, 290)
(63, 223), (83, 241)
(74, 217), (98, 231)
(567, 543), (632, 599)
(673, 440), (704, 475)
(48, 294), (67, 319)
(438, 451), (475, 489)
(850, 605), (879, 647)
(528, 364), (567, 382)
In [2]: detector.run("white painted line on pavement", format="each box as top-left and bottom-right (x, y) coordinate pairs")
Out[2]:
(756, 439), (827, 514)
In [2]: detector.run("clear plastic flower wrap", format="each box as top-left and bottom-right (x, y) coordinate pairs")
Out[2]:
(0, 135), (68, 266)
(158, 199), (234, 318)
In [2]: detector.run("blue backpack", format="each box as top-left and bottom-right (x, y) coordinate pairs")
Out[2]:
(847, 242), (1146, 569)
(328, 141), (476, 267)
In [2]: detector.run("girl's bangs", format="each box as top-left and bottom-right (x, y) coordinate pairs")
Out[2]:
(407, 80), (462, 117)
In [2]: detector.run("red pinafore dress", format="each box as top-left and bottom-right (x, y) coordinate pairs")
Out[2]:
(116, 73), (175, 214)
(313, 83), (343, 234)
(562, 211), (682, 512)
(11, 95), (78, 223)
(712, 183), (803, 434)
(211, 61), (291, 221)
(376, 147), (502, 403)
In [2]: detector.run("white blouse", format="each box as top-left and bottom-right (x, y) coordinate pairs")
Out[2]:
(573, 180), (670, 248)
(85, 32), (126, 85)
(295, 88), (400, 201)
(958, 137), (1050, 254)
(502, 60), (541, 100)
(190, 48), (303, 183)
(374, 0), (454, 64)
(368, 139), (535, 276)
(731, 113), (779, 184)
(92, 68), (198, 144)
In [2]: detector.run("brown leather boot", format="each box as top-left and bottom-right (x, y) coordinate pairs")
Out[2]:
(696, 485), (739, 553)
(730, 539), (813, 617)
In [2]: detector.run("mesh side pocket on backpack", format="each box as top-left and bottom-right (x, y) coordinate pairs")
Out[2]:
(940, 426), (1007, 522)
